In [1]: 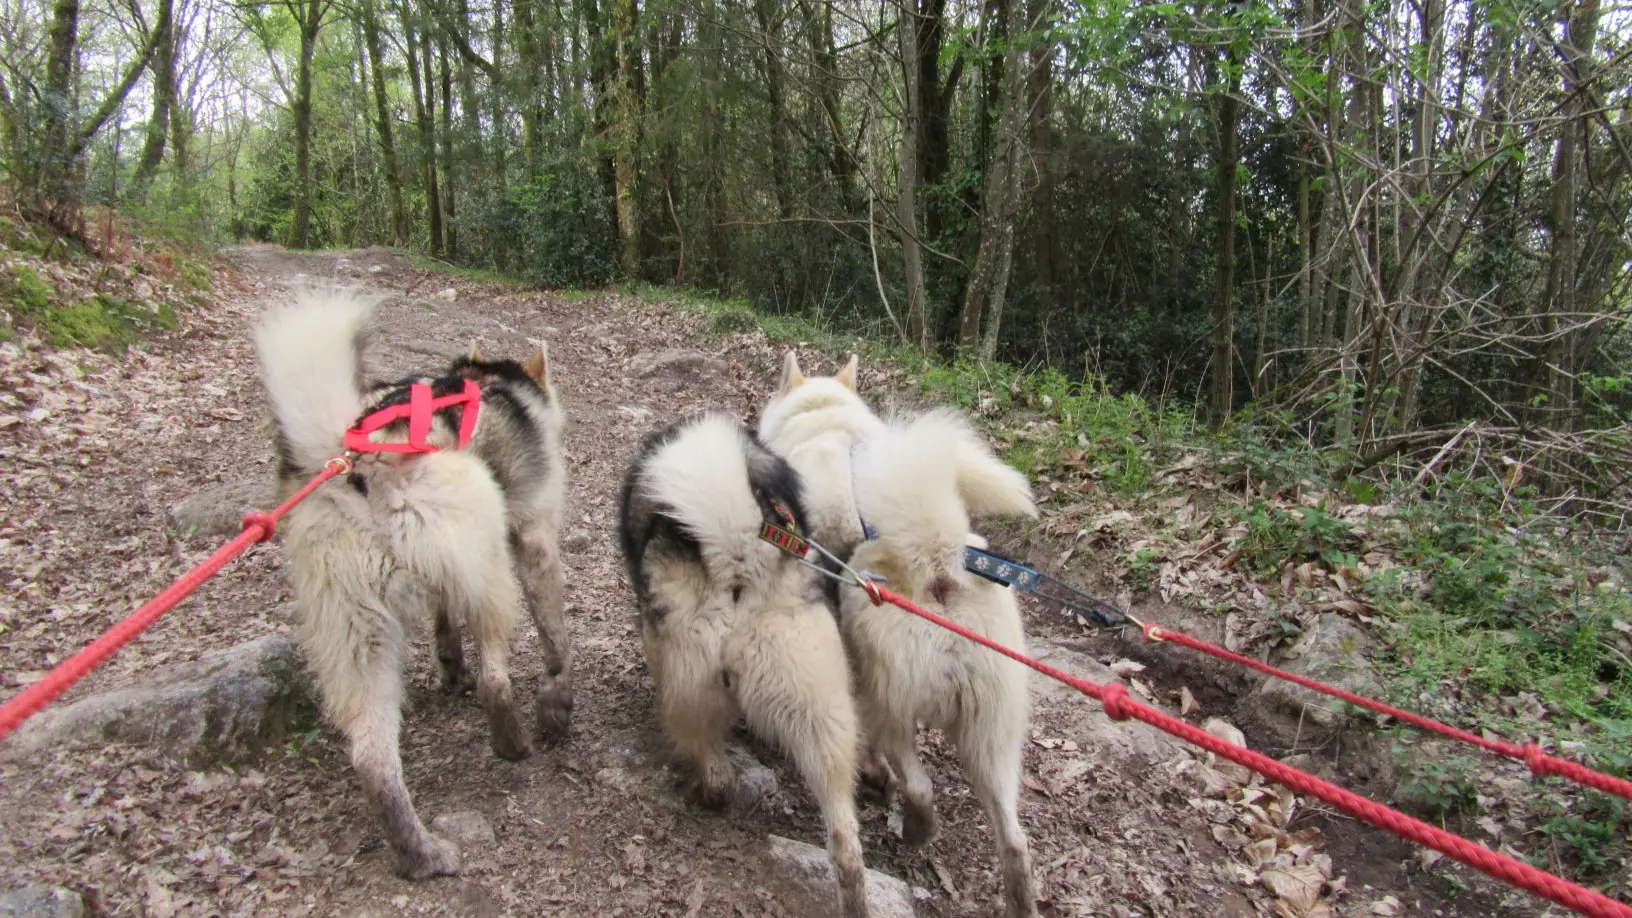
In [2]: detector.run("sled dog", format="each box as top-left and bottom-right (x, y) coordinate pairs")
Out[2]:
(253, 288), (572, 879)
(841, 408), (1041, 918)
(618, 413), (870, 918)
(756, 351), (885, 562)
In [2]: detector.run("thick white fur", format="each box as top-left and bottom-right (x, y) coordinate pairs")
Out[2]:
(636, 416), (783, 593)
(756, 352), (884, 559)
(632, 414), (870, 918)
(841, 408), (1041, 918)
(254, 290), (530, 880)
(253, 286), (376, 473)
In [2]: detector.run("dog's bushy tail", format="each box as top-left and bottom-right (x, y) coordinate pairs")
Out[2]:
(635, 413), (798, 586)
(853, 408), (1036, 590)
(253, 287), (375, 475)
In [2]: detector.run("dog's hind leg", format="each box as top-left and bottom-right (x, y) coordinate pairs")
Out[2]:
(513, 520), (573, 742)
(869, 712), (938, 850)
(432, 604), (472, 695)
(643, 621), (736, 808)
(952, 687), (1038, 918)
(454, 558), (532, 763)
(730, 617), (870, 918)
(314, 588), (461, 880)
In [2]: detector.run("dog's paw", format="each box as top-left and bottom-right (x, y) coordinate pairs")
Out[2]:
(695, 761), (735, 811)
(902, 801), (939, 849)
(534, 681), (574, 743)
(439, 667), (475, 695)
(489, 712), (534, 762)
(397, 833), (461, 880)
(858, 757), (896, 804)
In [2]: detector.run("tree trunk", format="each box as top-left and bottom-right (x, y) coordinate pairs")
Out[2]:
(361, 0), (409, 244)
(609, 0), (642, 276)
(1208, 47), (1243, 427)
(1535, 0), (1600, 430)
(438, 33), (458, 258)
(1028, 11), (1056, 302)
(754, 0), (793, 218)
(581, 0), (619, 231)
(898, 0), (928, 347)
(36, 0), (81, 209)
(959, 0), (1029, 358)
(515, 0), (544, 178)
(404, 7), (443, 255)
(132, 0), (177, 191)
(796, 0), (852, 196)
(916, 0), (961, 243)
(289, 0), (327, 249)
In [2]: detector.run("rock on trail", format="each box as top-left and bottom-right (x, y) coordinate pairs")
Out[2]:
(0, 636), (312, 767)
(0, 887), (86, 918)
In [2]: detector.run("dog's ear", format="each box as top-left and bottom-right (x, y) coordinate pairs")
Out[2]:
(779, 351), (806, 394)
(834, 354), (859, 392)
(524, 340), (551, 387)
(468, 338), (484, 361)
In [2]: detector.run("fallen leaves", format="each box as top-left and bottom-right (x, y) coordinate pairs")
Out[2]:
(1186, 718), (1347, 918)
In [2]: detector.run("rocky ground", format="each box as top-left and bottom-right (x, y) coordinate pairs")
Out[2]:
(0, 244), (1574, 918)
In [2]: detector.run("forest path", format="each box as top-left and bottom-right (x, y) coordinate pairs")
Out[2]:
(0, 244), (1524, 918)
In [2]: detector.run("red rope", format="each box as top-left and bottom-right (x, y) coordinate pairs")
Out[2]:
(1141, 624), (1632, 803)
(0, 458), (352, 744)
(859, 581), (1632, 918)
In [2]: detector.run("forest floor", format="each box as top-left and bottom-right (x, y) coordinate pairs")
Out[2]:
(0, 242), (1589, 918)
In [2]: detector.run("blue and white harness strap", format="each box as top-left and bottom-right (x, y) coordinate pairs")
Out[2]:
(849, 443), (1125, 629)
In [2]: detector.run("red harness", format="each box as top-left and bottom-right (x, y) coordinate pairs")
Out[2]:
(343, 379), (481, 454)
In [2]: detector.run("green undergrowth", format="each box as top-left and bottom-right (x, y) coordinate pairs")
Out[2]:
(1, 209), (200, 352)
(408, 253), (517, 286)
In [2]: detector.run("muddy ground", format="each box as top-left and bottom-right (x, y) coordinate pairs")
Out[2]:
(0, 245), (1566, 918)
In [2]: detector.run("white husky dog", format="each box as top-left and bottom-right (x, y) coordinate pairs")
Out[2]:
(254, 288), (570, 879)
(756, 351), (885, 562)
(841, 408), (1042, 918)
(618, 413), (870, 918)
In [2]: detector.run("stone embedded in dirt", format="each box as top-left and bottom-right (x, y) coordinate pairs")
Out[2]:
(430, 811), (497, 848)
(727, 748), (780, 813)
(1252, 612), (1380, 737)
(0, 886), (86, 918)
(169, 478), (277, 539)
(563, 530), (594, 554)
(595, 765), (641, 794)
(763, 835), (916, 918)
(0, 636), (313, 767)
(626, 349), (728, 381)
(435, 288), (459, 302)
(369, 265), (385, 275)
(1027, 640), (1190, 768)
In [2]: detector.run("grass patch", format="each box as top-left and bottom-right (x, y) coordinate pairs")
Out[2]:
(408, 254), (521, 286)
(11, 266), (53, 313)
(38, 293), (177, 351)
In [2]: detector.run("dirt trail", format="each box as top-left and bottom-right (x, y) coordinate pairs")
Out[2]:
(0, 245), (1547, 918)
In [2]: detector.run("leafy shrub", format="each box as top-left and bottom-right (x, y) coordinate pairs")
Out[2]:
(1394, 750), (1482, 819)
(1236, 500), (1357, 575)
(487, 166), (617, 289)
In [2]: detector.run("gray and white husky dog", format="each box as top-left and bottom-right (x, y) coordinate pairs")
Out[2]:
(253, 288), (571, 879)
(618, 413), (871, 918)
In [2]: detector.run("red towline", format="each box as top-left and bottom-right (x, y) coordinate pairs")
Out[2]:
(1140, 622), (1632, 803)
(856, 579), (1632, 918)
(0, 457), (352, 743)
